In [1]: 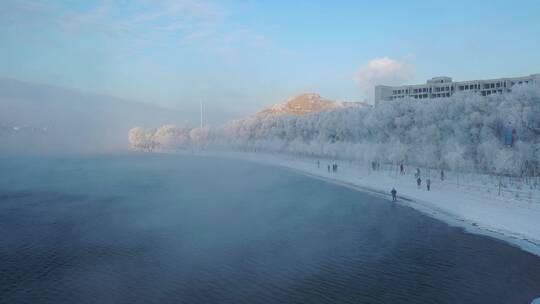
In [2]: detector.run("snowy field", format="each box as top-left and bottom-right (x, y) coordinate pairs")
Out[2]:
(198, 151), (540, 257)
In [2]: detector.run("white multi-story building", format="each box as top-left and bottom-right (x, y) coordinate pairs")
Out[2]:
(374, 74), (540, 105)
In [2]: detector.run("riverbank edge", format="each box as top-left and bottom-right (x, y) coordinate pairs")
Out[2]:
(184, 150), (540, 259)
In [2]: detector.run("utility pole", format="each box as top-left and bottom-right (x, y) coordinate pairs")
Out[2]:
(200, 100), (203, 129)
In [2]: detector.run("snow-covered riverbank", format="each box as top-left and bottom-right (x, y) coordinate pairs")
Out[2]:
(199, 151), (540, 257)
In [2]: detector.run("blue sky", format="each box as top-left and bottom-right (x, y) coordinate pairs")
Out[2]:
(1, 0), (540, 122)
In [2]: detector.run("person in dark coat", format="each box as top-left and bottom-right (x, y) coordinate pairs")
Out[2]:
(391, 188), (397, 201)
(417, 177), (422, 188)
(426, 178), (431, 191)
(400, 163), (404, 175)
(440, 170), (445, 181)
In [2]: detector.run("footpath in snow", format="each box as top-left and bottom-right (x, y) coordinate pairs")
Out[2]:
(204, 151), (540, 257)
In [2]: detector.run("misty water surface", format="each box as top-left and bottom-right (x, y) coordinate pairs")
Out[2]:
(0, 154), (539, 304)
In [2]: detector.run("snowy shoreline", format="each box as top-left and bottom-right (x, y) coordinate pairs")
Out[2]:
(192, 150), (540, 258)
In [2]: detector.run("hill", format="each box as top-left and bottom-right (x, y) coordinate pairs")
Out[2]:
(259, 93), (367, 116)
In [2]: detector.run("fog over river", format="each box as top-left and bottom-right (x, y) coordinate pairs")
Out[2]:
(1, 154), (539, 304)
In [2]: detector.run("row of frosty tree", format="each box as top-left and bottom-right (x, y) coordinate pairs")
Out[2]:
(129, 84), (540, 177)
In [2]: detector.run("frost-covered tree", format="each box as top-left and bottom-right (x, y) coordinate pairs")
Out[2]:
(132, 84), (540, 177)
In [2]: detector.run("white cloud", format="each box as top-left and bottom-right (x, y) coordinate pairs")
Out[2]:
(356, 57), (414, 102)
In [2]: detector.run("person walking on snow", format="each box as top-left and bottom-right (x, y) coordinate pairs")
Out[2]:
(327, 164), (331, 173)
(417, 177), (422, 188)
(400, 163), (404, 175)
(317, 160), (320, 168)
(426, 179), (431, 191)
(391, 188), (397, 201)
(440, 170), (444, 181)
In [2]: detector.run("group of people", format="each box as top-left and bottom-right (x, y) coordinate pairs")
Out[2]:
(315, 160), (446, 202)
(391, 166), (447, 201)
(413, 168), (430, 190)
(318, 160), (339, 173)
(416, 176), (431, 191)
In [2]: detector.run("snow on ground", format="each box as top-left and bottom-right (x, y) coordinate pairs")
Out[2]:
(200, 151), (540, 257)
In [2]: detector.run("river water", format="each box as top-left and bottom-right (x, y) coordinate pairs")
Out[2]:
(1, 154), (539, 303)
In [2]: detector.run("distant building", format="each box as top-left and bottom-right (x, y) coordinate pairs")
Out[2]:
(374, 74), (540, 105)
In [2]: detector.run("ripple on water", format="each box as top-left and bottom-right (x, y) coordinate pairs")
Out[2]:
(1, 155), (540, 304)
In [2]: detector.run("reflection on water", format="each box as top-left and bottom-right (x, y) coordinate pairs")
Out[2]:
(1, 154), (539, 304)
